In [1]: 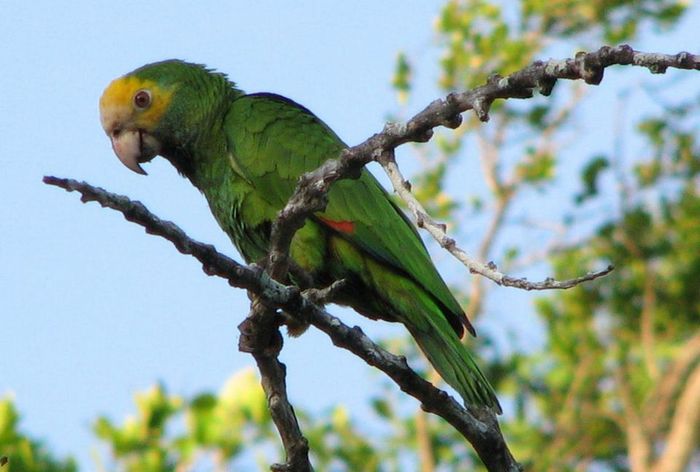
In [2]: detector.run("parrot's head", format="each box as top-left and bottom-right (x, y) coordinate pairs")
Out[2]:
(99, 60), (237, 175)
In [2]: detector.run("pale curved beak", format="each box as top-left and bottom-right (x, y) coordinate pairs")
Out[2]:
(109, 129), (161, 175)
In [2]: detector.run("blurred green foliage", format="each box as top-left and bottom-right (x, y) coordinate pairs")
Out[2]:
(388, 1), (698, 471)
(0, 396), (76, 472)
(92, 369), (276, 471)
(505, 108), (700, 468)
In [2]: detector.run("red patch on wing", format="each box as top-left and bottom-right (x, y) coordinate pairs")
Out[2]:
(318, 216), (355, 234)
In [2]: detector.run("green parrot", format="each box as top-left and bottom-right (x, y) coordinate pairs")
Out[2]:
(99, 60), (501, 413)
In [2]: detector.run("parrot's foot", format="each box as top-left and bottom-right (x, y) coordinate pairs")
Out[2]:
(283, 279), (347, 337)
(303, 279), (347, 305)
(238, 314), (284, 355)
(282, 312), (311, 337)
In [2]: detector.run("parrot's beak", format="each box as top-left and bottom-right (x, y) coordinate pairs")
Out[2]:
(100, 94), (162, 175)
(100, 74), (174, 175)
(108, 128), (160, 175)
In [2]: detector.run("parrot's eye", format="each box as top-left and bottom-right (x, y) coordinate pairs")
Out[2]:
(133, 89), (152, 109)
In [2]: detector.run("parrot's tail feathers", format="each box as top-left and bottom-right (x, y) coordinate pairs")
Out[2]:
(409, 324), (502, 414)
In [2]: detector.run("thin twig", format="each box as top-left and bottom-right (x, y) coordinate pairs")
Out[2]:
(379, 151), (614, 289)
(650, 362), (700, 472)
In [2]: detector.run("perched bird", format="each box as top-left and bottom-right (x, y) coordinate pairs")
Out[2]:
(99, 60), (501, 413)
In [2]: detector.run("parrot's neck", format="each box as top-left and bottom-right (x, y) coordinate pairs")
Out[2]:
(157, 79), (254, 257)
(162, 120), (250, 228)
(163, 129), (225, 182)
(163, 128), (241, 199)
(158, 72), (242, 178)
(161, 84), (240, 187)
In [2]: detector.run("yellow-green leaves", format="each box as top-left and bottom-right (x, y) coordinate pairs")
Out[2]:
(515, 148), (555, 184)
(0, 396), (77, 472)
(392, 52), (412, 104)
(93, 370), (271, 471)
(435, 0), (537, 90)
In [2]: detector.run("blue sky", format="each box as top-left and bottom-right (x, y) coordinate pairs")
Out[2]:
(1, 1), (698, 469)
(0, 1), (446, 467)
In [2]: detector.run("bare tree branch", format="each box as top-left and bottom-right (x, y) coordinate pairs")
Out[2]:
(238, 297), (313, 472)
(467, 127), (513, 315)
(640, 265), (659, 381)
(269, 45), (699, 292)
(543, 352), (595, 469)
(651, 362), (700, 472)
(416, 409), (436, 472)
(646, 332), (700, 434)
(43, 176), (521, 471)
(614, 362), (651, 472)
(42, 176), (314, 471)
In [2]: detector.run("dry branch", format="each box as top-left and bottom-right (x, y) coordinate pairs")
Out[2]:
(239, 298), (313, 472)
(379, 150), (614, 289)
(269, 45), (697, 290)
(43, 176), (521, 472)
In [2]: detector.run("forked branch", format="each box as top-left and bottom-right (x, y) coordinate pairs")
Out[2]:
(269, 45), (698, 287)
(43, 176), (521, 471)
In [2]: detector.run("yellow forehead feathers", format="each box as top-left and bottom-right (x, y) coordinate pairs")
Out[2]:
(99, 76), (174, 131)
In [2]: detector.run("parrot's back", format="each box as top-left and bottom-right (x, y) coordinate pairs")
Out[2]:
(99, 59), (501, 413)
(208, 93), (501, 413)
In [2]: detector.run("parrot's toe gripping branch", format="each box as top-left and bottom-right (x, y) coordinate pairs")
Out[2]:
(303, 279), (347, 306)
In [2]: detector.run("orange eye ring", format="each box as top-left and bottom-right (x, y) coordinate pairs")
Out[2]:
(133, 89), (152, 109)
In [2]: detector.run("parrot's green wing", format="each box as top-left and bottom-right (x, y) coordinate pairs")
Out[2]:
(226, 93), (469, 335)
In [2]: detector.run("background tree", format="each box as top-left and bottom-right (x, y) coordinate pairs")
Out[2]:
(0, 396), (76, 472)
(389, 1), (699, 471)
